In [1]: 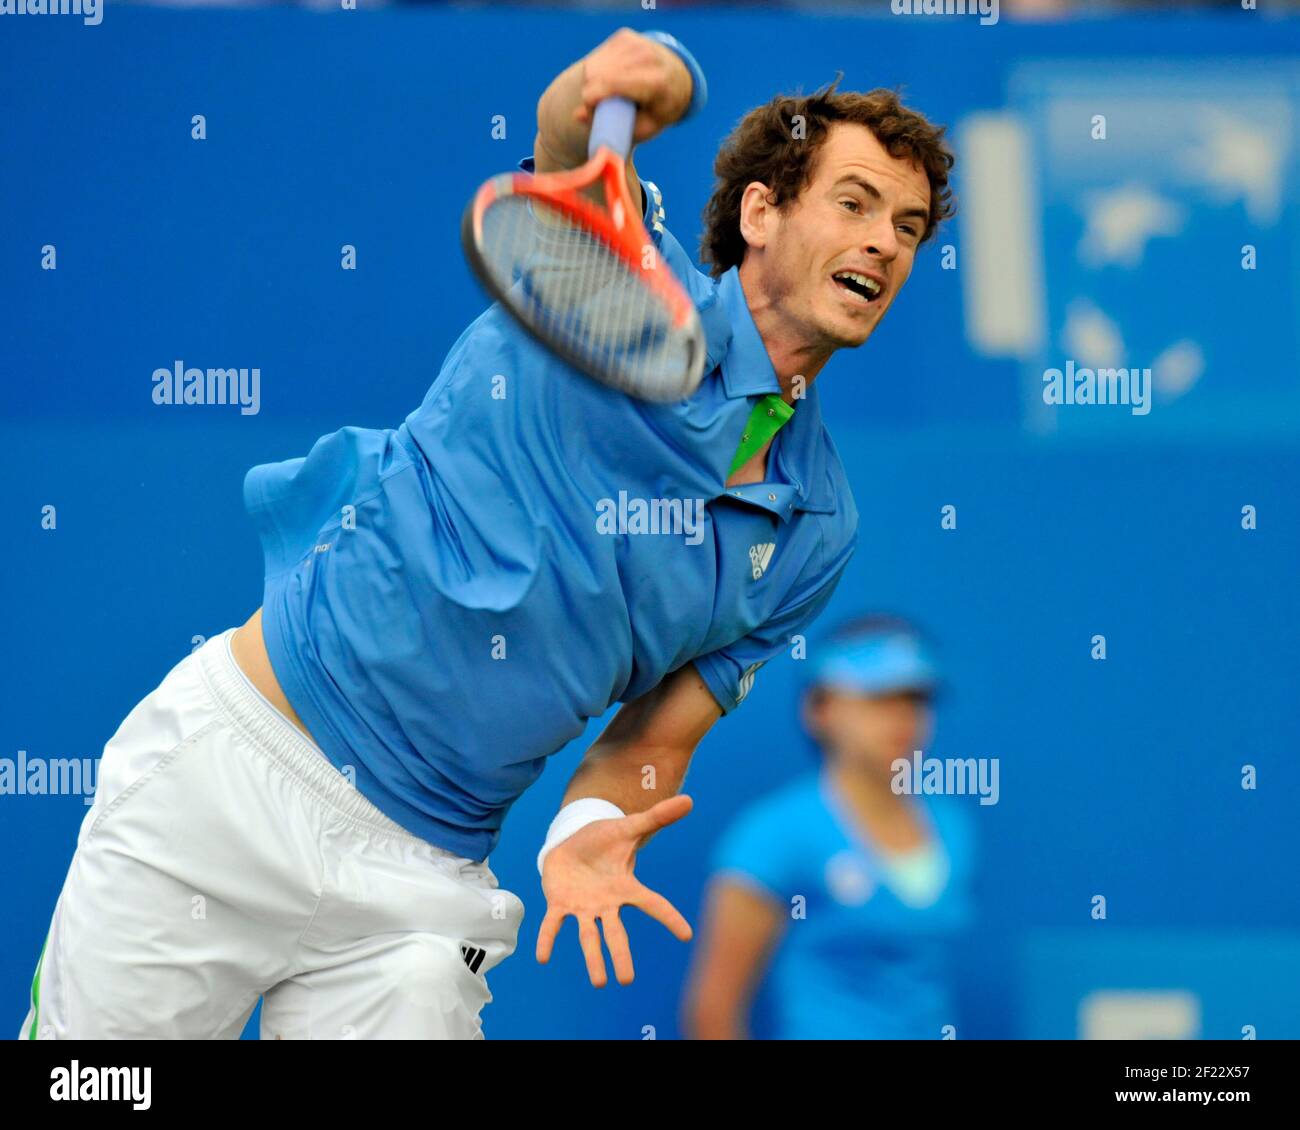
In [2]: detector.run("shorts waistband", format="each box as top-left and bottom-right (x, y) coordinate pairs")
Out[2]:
(196, 627), (431, 847)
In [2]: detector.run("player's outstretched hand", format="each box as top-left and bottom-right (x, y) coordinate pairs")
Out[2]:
(535, 794), (694, 987)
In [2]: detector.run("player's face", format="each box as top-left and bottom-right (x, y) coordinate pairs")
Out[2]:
(760, 123), (932, 350)
(815, 689), (933, 770)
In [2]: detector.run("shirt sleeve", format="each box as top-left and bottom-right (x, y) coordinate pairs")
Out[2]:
(693, 523), (857, 715)
(710, 802), (799, 903)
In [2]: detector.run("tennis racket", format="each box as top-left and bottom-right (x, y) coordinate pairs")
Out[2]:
(461, 97), (706, 403)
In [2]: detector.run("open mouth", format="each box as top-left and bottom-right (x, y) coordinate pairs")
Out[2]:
(831, 270), (883, 306)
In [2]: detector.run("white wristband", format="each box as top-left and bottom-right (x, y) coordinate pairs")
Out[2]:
(537, 797), (626, 877)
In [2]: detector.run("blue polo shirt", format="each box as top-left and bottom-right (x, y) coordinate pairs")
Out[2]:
(711, 771), (976, 1040)
(243, 156), (859, 861)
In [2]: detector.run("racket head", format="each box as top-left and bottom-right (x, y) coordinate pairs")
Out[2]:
(461, 134), (706, 404)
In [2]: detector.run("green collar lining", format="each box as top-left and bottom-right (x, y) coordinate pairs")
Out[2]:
(728, 394), (794, 478)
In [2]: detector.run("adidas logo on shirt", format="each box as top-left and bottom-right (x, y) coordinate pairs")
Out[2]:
(749, 542), (775, 580)
(737, 662), (764, 705)
(460, 944), (486, 975)
(645, 180), (667, 236)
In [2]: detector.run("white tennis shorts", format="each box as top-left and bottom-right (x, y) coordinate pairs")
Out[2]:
(18, 629), (524, 1040)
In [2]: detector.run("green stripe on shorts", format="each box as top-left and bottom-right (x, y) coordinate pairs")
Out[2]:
(27, 938), (47, 1040)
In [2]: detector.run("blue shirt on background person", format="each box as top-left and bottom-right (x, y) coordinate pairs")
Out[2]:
(242, 155), (859, 861)
(710, 773), (975, 1040)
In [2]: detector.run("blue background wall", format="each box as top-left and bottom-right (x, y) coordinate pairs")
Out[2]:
(3, 4), (1298, 1039)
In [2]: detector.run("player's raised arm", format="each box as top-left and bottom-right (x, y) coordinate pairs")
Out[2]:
(534, 27), (700, 214)
(533, 661), (723, 988)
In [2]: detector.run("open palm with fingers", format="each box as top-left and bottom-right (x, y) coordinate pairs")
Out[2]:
(536, 794), (695, 987)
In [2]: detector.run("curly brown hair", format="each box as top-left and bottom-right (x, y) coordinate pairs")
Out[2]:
(699, 78), (956, 279)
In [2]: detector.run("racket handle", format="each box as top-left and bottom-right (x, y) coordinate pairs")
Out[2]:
(588, 96), (637, 161)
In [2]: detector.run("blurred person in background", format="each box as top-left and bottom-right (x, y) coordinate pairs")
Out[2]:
(682, 615), (975, 1039)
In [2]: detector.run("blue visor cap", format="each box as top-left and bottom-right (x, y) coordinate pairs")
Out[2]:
(809, 632), (940, 698)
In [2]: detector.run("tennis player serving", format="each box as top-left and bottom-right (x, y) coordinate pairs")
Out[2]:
(21, 28), (954, 1040)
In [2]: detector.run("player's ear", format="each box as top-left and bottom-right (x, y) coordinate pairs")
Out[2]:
(738, 181), (776, 251)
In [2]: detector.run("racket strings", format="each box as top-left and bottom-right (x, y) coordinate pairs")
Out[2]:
(476, 194), (696, 400)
